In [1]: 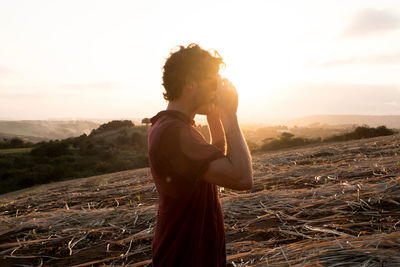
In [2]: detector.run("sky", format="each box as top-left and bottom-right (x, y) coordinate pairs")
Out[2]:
(1, 0), (400, 123)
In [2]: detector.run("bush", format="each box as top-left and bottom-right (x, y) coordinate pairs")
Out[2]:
(260, 133), (321, 152)
(0, 120), (150, 195)
(324, 125), (395, 142)
(0, 137), (33, 149)
(31, 140), (70, 157)
(246, 140), (259, 153)
(90, 120), (134, 136)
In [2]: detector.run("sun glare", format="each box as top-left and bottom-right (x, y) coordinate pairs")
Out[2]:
(219, 48), (302, 101)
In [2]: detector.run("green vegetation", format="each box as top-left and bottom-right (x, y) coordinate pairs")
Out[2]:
(0, 147), (33, 154)
(0, 120), (148, 194)
(0, 137), (34, 149)
(260, 132), (321, 152)
(324, 125), (395, 142)
(141, 118), (151, 126)
(258, 125), (396, 152)
(0, 121), (396, 195)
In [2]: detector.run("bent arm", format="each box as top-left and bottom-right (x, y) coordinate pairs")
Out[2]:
(207, 114), (226, 154)
(203, 113), (253, 190)
(202, 77), (253, 190)
(222, 113), (253, 189)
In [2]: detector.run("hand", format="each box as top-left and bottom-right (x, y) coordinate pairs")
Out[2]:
(215, 78), (238, 116)
(195, 103), (220, 117)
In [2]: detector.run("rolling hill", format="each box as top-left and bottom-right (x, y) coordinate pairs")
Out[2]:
(0, 120), (102, 141)
(1, 134), (399, 266)
(285, 114), (400, 128)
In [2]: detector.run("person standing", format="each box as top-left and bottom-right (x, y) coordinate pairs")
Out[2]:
(148, 43), (253, 267)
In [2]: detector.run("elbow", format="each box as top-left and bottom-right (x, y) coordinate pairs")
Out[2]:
(237, 174), (253, 191)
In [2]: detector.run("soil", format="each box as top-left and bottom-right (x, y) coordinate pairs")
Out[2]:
(1, 134), (400, 266)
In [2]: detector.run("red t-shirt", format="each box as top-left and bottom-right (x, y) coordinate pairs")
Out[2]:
(148, 110), (227, 267)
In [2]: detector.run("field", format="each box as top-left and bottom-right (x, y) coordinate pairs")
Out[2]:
(1, 134), (400, 266)
(0, 148), (33, 154)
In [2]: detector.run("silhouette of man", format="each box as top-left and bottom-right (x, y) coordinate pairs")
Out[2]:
(148, 43), (253, 267)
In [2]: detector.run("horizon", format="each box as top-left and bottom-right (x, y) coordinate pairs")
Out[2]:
(1, 0), (400, 120)
(1, 113), (400, 129)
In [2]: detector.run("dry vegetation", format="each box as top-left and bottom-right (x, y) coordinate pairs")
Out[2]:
(1, 134), (400, 266)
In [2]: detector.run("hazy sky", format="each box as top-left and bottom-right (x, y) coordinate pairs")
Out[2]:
(1, 0), (400, 122)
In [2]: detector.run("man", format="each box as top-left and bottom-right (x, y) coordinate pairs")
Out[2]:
(148, 43), (253, 267)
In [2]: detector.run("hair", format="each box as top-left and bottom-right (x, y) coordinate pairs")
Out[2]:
(162, 43), (224, 101)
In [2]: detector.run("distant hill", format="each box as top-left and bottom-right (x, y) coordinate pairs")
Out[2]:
(0, 120), (102, 140)
(0, 117), (149, 141)
(285, 115), (400, 128)
(0, 120), (149, 194)
(0, 132), (50, 144)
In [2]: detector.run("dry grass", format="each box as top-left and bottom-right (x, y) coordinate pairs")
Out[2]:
(1, 134), (400, 266)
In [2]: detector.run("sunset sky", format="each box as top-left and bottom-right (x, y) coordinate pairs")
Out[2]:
(1, 0), (400, 123)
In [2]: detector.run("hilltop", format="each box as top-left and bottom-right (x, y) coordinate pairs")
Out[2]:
(0, 120), (101, 141)
(1, 134), (400, 266)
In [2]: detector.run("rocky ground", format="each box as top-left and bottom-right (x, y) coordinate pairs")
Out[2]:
(1, 134), (400, 266)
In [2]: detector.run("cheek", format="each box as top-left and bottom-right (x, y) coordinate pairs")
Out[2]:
(196, 83), (215, 103)
(204, 88), (215, 101)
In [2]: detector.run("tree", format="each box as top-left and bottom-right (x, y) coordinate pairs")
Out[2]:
(280, 132), (294, 141)
(90, 120), (134, 136)
(10, 138), (24, 148)
(142, 118), (151, 126)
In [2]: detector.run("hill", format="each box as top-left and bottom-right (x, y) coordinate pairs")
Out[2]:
(0, 132), (50, 144)
(0, 120), (149, 194)
(285, 114), (400, 128)
(0, 120), (101, 140)
(1, 134), (399, 266)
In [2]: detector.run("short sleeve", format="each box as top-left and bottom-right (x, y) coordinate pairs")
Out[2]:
(159, 125), (225, 183)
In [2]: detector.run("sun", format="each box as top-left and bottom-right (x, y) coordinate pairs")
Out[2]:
(218, 48), (301, 101)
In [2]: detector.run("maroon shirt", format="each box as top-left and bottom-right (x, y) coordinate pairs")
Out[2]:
(148, 110), (227, 267)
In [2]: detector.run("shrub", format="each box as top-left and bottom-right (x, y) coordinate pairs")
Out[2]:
(324, 125), (395, 142)
(31, 140), (70, 157)
(0, 137), (33, 149)
(260, 133), (321, 152)
(90, 120), (134, 136)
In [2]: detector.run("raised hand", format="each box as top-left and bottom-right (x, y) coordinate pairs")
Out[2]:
(214, 78), (238, 116)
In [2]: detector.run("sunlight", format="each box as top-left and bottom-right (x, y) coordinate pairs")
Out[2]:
(218, 45), (303, 101)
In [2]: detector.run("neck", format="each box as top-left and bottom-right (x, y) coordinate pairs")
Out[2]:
(166, 101), (196, 121)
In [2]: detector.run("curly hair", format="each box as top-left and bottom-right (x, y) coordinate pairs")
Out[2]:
(162, 43), (224, 101)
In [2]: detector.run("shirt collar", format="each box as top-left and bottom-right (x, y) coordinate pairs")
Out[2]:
(150, 110), (195, 126)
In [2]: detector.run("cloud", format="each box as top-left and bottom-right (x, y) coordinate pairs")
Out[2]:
(306, 53), (400, 68)
(341, 8), (400, 38)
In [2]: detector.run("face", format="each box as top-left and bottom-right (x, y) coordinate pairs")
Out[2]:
(192, 73), (220, 108)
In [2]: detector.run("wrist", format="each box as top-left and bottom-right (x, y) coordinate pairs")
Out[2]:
(220, 111), (237, 122)
(206, 113), (220, 122)
(220, 112), (238, 132)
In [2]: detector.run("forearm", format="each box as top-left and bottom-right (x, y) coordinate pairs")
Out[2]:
(207, 115), (226, 154)
(221, 114), (253, 186)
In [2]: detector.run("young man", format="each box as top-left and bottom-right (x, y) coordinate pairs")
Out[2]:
(148, 43), (253, 266)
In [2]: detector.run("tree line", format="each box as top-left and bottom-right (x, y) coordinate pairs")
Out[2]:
(0, 122), (396, 195)
(0, 120), (149, 194)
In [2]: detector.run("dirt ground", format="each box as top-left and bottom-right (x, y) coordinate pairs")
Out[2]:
(1, 134), (400, 266)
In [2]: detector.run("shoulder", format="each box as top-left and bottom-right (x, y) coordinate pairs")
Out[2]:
(149, 116), (186, 140)
(149, 119), (191, 157)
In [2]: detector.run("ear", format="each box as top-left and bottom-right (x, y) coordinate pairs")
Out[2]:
(184, 77), (197, 94)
